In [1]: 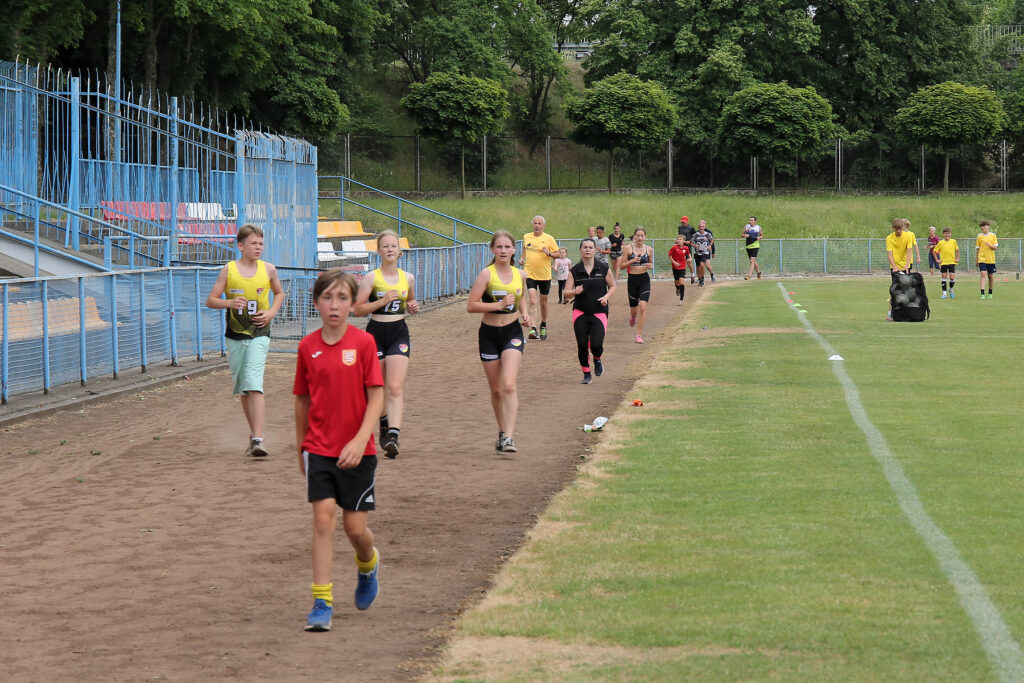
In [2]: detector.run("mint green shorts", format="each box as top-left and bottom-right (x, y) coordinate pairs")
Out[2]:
(226, 336), (270, 395)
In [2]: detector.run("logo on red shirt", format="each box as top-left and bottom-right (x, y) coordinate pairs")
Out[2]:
(342, 349), (356, 365)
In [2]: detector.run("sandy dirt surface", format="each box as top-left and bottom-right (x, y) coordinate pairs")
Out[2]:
(0, 279), (701, 682)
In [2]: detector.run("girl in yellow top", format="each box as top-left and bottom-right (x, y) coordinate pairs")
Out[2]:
(355, 230), (419, 458)
(468, 230), (532, 453)
(976, 220), (998, 299)
(205, 224), (285, 457)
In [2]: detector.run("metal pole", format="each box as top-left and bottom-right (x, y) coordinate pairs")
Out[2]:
(139, 271), (148, 372)
(667, 139), (673, 190)
(194, 269), (203, 361)
(69, 77), (81, 250)
(482, 135), (487, 191)
(920, 145), (925, 193)
(169, 97), (179, 262)
(110, 274), (119, 379)
(114, 0), (122, 175)
(545, 136), (551, 191)
(78, 277), (87, 385)
(234, 131), (246, 228)
(42, 281), (50, 394)
(1, 283), (7, 404)
(415, 135), (421, 192)
(168, 269), (178, 366)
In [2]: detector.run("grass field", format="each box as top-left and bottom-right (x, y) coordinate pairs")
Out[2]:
(433, 277), (1024, 681)
(323, 191), (1024, 248)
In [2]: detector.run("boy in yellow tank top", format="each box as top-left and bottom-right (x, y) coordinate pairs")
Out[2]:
(206, 225), (285, 457)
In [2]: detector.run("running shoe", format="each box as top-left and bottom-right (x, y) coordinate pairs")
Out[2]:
(757, 272), (762, 279)
(698, 279), (705, 287)
(495, 431), (505, 453)
(528, 327), (539, 340)
(635, 335), (644, 344)
(581, 372), (592, 385)
(940, 292), (947, 299)
(382, 433), (399, 459)
(629, 315), (636, 327)
(500, 436), (517, 453)
(305, 599), (332, 631)
(539, 325), (548, 341)
(981, 293), (986, 299)
(949, 290), (955, 299)
(710, 274), (716, 283)
(690, 277), (695, 285)
(594, 359), (603, 377)
(355, 558), (379, 610)
(987, 293), (993, 299)
(744, 276), (749, 280)
(248, 438), (267, 458)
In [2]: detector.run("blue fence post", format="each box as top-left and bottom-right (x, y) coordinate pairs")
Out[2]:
(41, 280), (50, 394)
(68, 77), (81, 251)
(235, 131), (246, 228)
(78, 277), (87, 386)
(33, 201), (40, 277)
(823, 238), (828, 274)
(139, 271), (148, 372)
(340, 175), (345, 220)
(778, 239), (783, 273)
(169, 97), (179, 263)
(109, 274), (120, 379)
(1, 283), (8, 404)
(194, 268), (203, 361)
(868, 238), (872, 272)
(168, 269), (179, 366)
(397, 200), (402, 238)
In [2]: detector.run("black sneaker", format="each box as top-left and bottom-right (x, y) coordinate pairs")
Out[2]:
(594, 359), (603, 377)
(581, 372), (592, 384)
(499, 436), (517, 453)
(495, 431), (505, 453)
(382, 433), (399, 459)
(539, 325), (548, 341)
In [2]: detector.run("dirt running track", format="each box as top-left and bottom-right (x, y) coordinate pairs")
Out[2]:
(0, 279), (698, 681)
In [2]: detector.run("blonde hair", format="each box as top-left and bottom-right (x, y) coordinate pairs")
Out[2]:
(376, 229), (400, 251)
(488, 230), (516, 266)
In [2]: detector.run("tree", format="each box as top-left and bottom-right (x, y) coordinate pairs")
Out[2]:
(564, 71), (677, 191)
(715, 82), (835, 190)
(402, 71), (508, 198)
(895, 82), (1005, 191)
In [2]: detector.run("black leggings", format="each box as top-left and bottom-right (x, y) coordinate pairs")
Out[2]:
(557, 279), (566, 301)
(573, 313), (606, 369)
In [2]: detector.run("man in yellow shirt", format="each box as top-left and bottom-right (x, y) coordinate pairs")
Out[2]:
(976, 220), (998, 299)
(518, 215), (559, 340)
(886, 218), (915, 320)
(933, 227), (959, 299)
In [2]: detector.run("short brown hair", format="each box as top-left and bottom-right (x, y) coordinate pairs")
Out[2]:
(236, 224), (264, 243)
(979, 220), (991, 228)
(313, 269), (357, 301)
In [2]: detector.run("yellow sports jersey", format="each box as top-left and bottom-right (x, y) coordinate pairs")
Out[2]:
(977, 232), (998, 264)
(225, 260), (271, 338)
(482, 265), (523, 314)
(521, 232), (559, 280)
(885, 231), (914, 270)
(934, 239), (959, 266)
(904, 230), (916, 264)
(368, 268), (410, 315)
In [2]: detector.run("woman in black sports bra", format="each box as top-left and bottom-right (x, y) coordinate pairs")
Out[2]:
(623, 227), (654, 343)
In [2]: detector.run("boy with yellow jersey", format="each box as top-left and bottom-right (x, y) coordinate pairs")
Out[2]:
(886, 218), (915, 320)
(518, 215), (559, 341)
(976, 220), (998, 299)
(934, 228), (959, 299)
(206, 224), (285, 457)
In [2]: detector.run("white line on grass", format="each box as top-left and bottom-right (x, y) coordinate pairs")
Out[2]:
(777, 282), (1024, 683)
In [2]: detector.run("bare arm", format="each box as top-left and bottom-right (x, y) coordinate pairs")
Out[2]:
(406, 273), (420, 314)
(251, 263), (285, 327)
(295, 394), (310, 474)
(337, 386), (384, 468)
(353, 271), (397, 316)
(205, 265), (245, 311)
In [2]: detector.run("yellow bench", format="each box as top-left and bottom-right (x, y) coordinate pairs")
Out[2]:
(0, 297), (112, 343)
(317, 220), (371, 238)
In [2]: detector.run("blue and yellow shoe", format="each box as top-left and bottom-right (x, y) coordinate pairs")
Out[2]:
(305, 599), (332, 631)
(355, 560), (379, 610)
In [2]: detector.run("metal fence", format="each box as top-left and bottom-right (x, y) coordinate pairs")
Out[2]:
(0, 60), (317, 268)
(321, 133), (1024, 193)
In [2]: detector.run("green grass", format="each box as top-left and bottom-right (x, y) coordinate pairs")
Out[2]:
(320, 192), (1024, 246)
(437, 278), (1024, 681)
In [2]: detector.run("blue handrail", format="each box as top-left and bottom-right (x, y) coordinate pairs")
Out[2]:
(319, 175), (493, 245)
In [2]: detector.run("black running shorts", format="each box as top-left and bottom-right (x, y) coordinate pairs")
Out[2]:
(478, 321), (525, 361)
(627, 272), (651, 308)
(304, 451), (377, 510)
(366, 319), (411, 358)
(525, 278), (551, 295)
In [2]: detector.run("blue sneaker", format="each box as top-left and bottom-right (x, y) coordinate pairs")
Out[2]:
(949, 290), (955, 299)
(355, 557), (379, 610)
(305, 599), (332, 631)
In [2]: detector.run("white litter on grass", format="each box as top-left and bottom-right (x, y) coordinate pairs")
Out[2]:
(828, 354), (844, 361)
(776, 282), (1024, 683)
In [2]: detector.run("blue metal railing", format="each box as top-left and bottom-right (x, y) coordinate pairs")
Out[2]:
(319, 175), (493, 245)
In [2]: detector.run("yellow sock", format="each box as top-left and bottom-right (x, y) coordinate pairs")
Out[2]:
(355, 547), (379, 573)
(311, 582), (333, 606)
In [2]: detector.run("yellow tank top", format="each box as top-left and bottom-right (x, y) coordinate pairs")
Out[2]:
(482, 264), (523, 314)
(368, 268), (410, 315)
(225, 260), (271, 338)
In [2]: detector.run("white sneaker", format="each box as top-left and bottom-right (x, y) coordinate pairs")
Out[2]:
(940, 292), (947, 299)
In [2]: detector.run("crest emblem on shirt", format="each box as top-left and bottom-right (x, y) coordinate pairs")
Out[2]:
(402, 290), (407, 297)
(516, 288), (522, 295)
(342, 349), (356, 365)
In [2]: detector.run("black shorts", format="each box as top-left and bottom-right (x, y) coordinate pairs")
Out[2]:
(304, 451), (377, 510)
(478, 321), (525, 361)
(940, 264), (956, 274)
(746, 247), (760, 258)
(671, 267), (687, 280)
(525, 278), (551, 295)
(627, 272), (651, 308)
(610, 251), (622, 262)
(694, 253), (711, 264)
(978, 262), (996, 274)
(366, 319), (410, 358)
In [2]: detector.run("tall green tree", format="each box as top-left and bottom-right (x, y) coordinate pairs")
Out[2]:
(402, 71), (509, 198)
(565, 71), (677, 191)
(895, 82), (1005, 191)
(0, 0), (93, 64)
(715, 82), (835, 190)
(581, 0), (817, 143)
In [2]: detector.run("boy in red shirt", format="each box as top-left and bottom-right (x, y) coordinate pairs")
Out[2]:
(294, 269), (384, 631)
(668, 234), (691, 304)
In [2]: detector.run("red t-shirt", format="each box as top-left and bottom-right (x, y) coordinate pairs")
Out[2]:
(294, 325), (383, 458)
(669, 244), (690, 269)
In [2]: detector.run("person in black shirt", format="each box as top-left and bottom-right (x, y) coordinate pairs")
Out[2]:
(564, 238), (616, 384)
(608, 222), (625, 279)
(677, 216), (697, 284)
